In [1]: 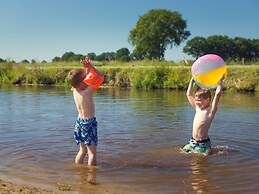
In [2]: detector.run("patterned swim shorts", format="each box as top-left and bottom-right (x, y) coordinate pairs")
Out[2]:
(182, 137), (211, 155)
(74, 117), (98, 146)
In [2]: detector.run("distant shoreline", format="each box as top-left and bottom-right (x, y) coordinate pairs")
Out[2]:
(0, 62), (259, 92)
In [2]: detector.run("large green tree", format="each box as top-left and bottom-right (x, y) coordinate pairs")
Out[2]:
(129, 9), (190, 60)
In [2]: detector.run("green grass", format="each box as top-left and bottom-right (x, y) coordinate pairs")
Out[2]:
(0, 61), (259, 92)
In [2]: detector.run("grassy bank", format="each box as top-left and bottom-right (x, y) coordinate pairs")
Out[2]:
(0, 61), (259, 92)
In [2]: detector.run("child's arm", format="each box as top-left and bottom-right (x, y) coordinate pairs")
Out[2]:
(186, 77), (196, 109)
(210, 76), (224, 116)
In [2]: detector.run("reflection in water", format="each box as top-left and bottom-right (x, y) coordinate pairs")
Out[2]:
(75, 166), (98, 194)
(79, 166), (97, 185)
(189, 157), (213, 194)
(0, 86), (259, 193)
(221, 92), (259, 108)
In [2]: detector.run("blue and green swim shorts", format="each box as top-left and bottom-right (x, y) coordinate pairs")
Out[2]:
(74, 116), (98, 146)
(182, 137), (211, 155)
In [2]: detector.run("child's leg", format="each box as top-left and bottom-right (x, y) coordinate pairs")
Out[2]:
(87, 165), (97, 184)
(87, 145), (97, 166)
(75, 143), (87, 164)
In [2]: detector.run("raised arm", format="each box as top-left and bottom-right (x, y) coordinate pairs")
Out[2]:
(210, 76), (224, 117)
(80, 57), (102, 76)
(186, 77), (196, 109)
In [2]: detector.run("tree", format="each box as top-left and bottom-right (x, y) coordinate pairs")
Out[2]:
(206, 35), (236, 61)
(184, 36), (237, 60)
(252, 39), (259, 60)
(52, 52), (85, 62)
(31, 59), (36, 64)
(0, 58), (6, 63)
(116, 48), (130, 61)
(183, 37), (207, 59)
(61, 52), (84, 61)
(95, 52), (116, 61)
(21, 59), (30, 63)
(183, 36), (259, 62)
(87, 53), (97, 60)
(129, 9), (190, 60)
(52, 56), (61, 62)
(184, 35), (242, 61)
(130, 49), (145, 60)
(234, 37), (257, 61)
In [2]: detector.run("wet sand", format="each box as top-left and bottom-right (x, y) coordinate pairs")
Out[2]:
(0, 179), (53, 194)
(0, 176), (108, 194)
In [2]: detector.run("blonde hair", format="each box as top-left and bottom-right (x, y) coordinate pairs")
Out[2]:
(195, 88), (211, 100)
(67, 69), (85, 88)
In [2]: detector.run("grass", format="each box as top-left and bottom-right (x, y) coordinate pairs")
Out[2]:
(0, 61), (259, 92)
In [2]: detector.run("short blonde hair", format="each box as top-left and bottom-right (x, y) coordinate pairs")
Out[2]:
(195, 88), (211, 100)
(67, 69), (85, 88)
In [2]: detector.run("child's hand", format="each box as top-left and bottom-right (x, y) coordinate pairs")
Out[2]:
(191, 77), (195, 84)
(215, 75), (225, 95)
(80, 57), (92, 68)
(190, 77), (195, 86)
(218, 74), (225, 85)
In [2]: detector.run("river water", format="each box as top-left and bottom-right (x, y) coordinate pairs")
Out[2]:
(0, 86), (258, 194)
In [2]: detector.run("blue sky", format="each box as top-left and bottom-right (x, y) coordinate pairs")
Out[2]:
(0, 0), (259, 62)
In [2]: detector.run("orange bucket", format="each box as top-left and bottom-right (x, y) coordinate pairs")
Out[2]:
(83, 67), (104, 89)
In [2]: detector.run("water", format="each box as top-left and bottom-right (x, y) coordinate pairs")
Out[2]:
(0, 85), (259, 194)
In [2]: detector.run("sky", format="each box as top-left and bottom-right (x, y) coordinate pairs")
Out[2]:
(0, 0), (259, 62)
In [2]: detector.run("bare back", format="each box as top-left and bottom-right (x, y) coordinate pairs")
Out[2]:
(73, 87), (95, 119)
(192, 106), (214, 141)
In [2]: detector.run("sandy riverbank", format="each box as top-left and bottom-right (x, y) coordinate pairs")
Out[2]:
(0, 178), (55, 194)
(0, 178), (102, 194)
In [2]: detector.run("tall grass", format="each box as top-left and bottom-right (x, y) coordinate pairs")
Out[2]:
(0, 63), (69, 85)
(0, 61), (259, 92)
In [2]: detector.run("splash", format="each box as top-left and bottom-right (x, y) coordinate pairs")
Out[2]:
(179, 145), (232, 156)
(210, 145), (232, 156)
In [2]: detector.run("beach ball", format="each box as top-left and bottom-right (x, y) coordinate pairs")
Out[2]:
(191, 54), (227, 89)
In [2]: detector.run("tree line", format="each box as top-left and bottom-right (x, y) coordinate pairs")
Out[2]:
(183, 36), (259, 61)
(51, 34), (259, 63)
(1, 9), (258, 63)
(52, 47), (131, 62)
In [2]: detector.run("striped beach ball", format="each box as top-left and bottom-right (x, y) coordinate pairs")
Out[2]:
(191, 54), (227, 89)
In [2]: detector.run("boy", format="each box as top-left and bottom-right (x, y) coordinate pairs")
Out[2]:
(67, 57), (101, 165)
(182, 77), (224, 155)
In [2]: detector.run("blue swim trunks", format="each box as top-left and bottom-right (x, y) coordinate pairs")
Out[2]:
(182, 137), (211, 155)
(74, 117), (98, 146)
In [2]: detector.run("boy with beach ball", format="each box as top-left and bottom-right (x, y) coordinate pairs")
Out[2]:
(182, 54), (226, 155)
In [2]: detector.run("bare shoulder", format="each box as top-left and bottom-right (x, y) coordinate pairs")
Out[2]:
(82, 86), (95, 96)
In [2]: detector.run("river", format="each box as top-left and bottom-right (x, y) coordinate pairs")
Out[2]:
(0, 86), (258, 193)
